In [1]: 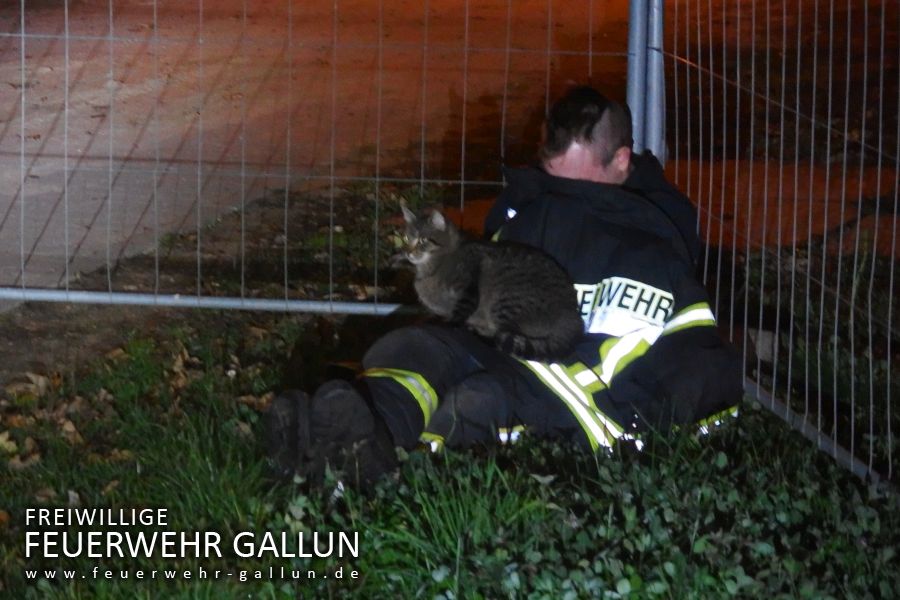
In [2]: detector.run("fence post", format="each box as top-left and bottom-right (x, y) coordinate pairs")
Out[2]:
(627, 0), (666, 163)
(645, 0), (666, 163)
(626, 0), (648, 153)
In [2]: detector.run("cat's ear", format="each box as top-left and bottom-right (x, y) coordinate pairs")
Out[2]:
(429, 210), (447, 231)
(400, 200), (416, 224)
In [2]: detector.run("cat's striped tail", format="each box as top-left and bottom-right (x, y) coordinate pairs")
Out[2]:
(494, 313), (584, 362)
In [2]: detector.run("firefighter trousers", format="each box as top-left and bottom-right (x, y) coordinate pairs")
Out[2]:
(360, 325), (606, 451)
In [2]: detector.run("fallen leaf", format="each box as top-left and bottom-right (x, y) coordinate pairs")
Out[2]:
(4, 382), (37, 403)
(60, 420), (85, 445)
(530, 473), (557, 486)
(236, 392), (273, 411)
(64, 396), (90, 417)
(0, 509), (9, 528)
(34, 487), (57, 503)
(0, 431), (17, 455)
(105, 348), (128, 361)
(9, 453), (41, 471)
(102, 480), (120, 496)
(170, 371), (189, 391)
(4, 414), (35, 429)
(246, 326), (269, 340)
(172, 350), (186, 375)
(23, 437), (37, 454)
(4, 373), (51, 401)
(109, 448), (134, 462)
(235, 420), (253, 438)
(25, 372), (51, 397)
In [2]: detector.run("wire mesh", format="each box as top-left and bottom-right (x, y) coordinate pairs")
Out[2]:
(0, 0), (628, 313)
(4, 0), (895, 482)
(666, 0), (899, 481)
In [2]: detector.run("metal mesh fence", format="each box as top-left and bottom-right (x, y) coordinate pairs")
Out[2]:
(666, 0), (899, 481)
(4, 1), (897, 481)
(0, 0), (626, 313)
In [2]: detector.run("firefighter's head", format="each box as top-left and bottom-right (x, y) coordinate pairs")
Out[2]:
(540, 86), (633, 184)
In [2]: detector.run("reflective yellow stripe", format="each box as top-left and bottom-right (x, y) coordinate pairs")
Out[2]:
(363, 367), (438, 426)
(695, 404), (740, 435)
(549, 363), (624, 441)
(565, 362), (605, 395)
(419, 431), (445, 452)
(522, 360), (624, 451)
(663, 302), (716, 335)
(599, 336), (618, 362)
(596, 329), (659, 385)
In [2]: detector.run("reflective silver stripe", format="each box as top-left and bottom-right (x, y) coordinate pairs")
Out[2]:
(527, 361), (612, 449)
(663, 307), (716, 332)
(621, 433), (645, 451)
(574, 368), (600, 387)
(405, 375), (437, 415)
(497, 430), (522, 444)
(498, 426), (525, 444)
(549, 363), (623, 440)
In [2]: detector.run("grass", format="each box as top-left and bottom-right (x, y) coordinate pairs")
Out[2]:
(2, 312), (899, 598)
(730, 239), (899, 476)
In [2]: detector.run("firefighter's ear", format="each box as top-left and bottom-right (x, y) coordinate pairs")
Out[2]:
(611, 146), (632, 182)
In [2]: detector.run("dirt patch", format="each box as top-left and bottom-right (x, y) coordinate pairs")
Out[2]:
(0, 184), (425, 392)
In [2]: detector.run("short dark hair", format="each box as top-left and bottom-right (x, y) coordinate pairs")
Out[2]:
(540, 86), (633, 165)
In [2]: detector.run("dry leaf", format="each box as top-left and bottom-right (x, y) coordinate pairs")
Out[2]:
(236, 392), (273, 411)
(172, 350), (186, 374)
(50, 371), (64, 390)
(4, 382), (36, 402)
(9, 453), (41, 471)
(102, 480), (120, 496)
(105, 348), (128, 361)
(60, 419), (85, 445)
(2, 372), (53, 401)
(64, 396), (90, 416)
(0, 509), (9, 528)
(0, 431), (17, 455)
(23, 437), (37, 454)
(170, 371), (189, 391)
(34, 487), (57, 503)
(5, 414), (35, 429)
(109, 448), (134, 462)
(246, 326), (269, 340)
(235, 420), (253, 438)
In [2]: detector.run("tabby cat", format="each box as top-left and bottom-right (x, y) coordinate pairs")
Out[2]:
(400, 203), (584, 361)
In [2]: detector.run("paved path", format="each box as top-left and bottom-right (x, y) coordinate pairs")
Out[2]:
(0, 0), (630, 294)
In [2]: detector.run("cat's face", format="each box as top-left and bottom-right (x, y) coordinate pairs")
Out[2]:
(400, 204), (456, 265)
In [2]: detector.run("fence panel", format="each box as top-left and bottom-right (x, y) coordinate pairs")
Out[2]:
(0, 0), (628, 314)
(664, 0), (898, 481)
